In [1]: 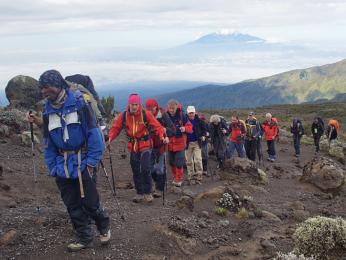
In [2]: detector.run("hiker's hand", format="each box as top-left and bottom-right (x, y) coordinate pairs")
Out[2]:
(26, 112), (35, 123)
(106, 141), (111, 150)
(222, 129), (227, 134)
(201, 136), (206, 142)
(162, 137), (169, 144)
(180, 127), (186, 133)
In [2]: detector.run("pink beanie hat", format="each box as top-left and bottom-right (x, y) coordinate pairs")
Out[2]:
(128, 93), (141, 105)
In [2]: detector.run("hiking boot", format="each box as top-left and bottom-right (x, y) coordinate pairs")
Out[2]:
(203, 171), (210, 176)
(174, 181), (182, 187)
(67, 241), (91, 252)
(144, 194), (153, 203)
(153, 190), (162, 198)
(100, 230), (111, 245)
(132, 194), (144, 203)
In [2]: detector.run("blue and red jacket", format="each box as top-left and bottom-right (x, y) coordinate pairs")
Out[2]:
(42, 89), (104, 179)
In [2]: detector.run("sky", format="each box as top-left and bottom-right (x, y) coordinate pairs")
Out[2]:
(1, 0), (346, 91)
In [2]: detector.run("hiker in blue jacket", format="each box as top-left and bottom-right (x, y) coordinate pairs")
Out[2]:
(39, 70), (110, 252)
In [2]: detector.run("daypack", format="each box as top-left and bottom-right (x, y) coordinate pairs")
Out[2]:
(66, 81), (102, 122)
(121, 109), (148, 130)
(328, 119), (340, 132)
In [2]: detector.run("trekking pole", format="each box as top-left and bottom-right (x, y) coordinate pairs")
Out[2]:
(108, 146), (116, 194)
(29, 111), (40, 213)
(259, 138), (265, 168)
(99, 159), (125, 221)
(328, 126), (333, 150)
(163, 152), (167, 206)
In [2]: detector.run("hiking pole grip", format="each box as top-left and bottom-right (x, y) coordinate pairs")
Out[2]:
(29, 110), (35, 143)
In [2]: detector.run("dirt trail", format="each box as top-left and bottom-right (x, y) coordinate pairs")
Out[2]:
(1, 135), (346, 260)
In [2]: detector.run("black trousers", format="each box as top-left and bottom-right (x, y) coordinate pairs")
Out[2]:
(130, 150), (152, 195)
(313, 135), (321, 152)
(56, 168), (110, 244)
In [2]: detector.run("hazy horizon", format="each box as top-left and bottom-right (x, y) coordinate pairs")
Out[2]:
(1, 0), (346, 92)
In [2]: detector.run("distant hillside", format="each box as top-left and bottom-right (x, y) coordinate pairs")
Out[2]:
(156, 59), (346, 109)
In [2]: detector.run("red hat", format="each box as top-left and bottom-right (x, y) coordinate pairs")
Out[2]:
(145, 98), (158, 110)
(128, 93), (141, 105)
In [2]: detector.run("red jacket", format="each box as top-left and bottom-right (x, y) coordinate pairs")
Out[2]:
(166, 107), (193, 152)
(229, 121), (246, 143)
(109, 106), (164, 153)
(262, 118), (279, 141)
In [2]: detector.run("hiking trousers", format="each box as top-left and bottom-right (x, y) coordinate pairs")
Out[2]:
(185, 141), (203, 181)
(55, 169), (110, 245)
(130, 149), (152, 195)
(313, 135), (321, 153)
(212, 138), (226, 163)
(293, 134), (302, 156)
(201, 141), (209, 172)
(266, 140), (276, 159)
(168, 150), (185, 182)
(150, 150), (166, 192)
(245, 139), (257, 161)
(226, 141), (245, 159)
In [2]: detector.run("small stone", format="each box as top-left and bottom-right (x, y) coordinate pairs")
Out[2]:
(198, 221), (208, 229)
(198, 211), (210, 219)
(260, 239), (276, 250)
(218, 220), (230, 227)
(0, 229), (17, 246)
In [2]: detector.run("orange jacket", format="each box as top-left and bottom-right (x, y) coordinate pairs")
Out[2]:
(262, 118), (279, 141)
(328, 119), (340, 132)
(109, 106), (165, 153)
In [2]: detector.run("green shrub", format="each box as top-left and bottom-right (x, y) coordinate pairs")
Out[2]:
(235, 207), (249, 220)
(214, 207), (228, 216)
(293, 216), (346, 259)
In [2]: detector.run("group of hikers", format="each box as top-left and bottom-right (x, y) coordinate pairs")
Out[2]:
(25, 69), (341, 252)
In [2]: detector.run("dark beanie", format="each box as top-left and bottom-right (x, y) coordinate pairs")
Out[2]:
(39, 69), (69, 89)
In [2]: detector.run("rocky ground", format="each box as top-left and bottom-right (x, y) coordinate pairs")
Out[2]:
(1, 121), (346, 259)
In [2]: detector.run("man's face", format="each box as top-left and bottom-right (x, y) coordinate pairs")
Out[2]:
(129, 103), (139, 113)
(168, 104), (177, 115)
(248, 114), (253, 120)
(41, 85), (61, 102)
(266, 115), (272, 121)
(149, 106), (157, 115)
(188, 112), (195, 119)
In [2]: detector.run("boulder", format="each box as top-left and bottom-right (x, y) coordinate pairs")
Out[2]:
(195, 186), (225, 202)
(176, 196), (194, 211)
(223, 157), (257, 174)
(0, 124), (10, 137)
(5, 75), (42, 109)
(0, 108), (27, 134)
(21, 131), (40, 146)
(329, 146), (344, 160)
(301, 156), (345, 191)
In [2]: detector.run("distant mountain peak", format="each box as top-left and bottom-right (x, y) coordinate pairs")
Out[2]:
(191, 32), (266, 45)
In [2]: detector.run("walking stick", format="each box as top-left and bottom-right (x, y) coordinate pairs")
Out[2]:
(29, 111), (40, 213)
(99, 159), (125, 221)
(108, 146), (116, 194)
(163, 152), (167, 206)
